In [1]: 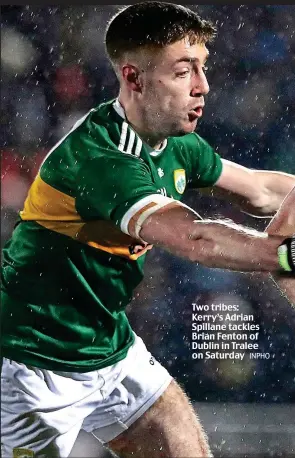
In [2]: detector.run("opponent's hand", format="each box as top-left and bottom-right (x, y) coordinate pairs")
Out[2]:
(266, 185), (295, 236)
(265, 187), (295, 304)
(265, 186), (295, 274)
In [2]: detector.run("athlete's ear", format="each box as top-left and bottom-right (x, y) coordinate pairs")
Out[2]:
(121, 65), (143, 93)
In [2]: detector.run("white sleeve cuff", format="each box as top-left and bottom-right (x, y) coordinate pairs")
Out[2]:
(120, 194), (176, 238)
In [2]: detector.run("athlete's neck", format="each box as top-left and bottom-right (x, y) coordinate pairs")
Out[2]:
(117, 96), (166, 150)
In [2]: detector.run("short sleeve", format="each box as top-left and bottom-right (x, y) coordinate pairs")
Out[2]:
(76, 150), (164, 229)
(187, 133), (223, 188)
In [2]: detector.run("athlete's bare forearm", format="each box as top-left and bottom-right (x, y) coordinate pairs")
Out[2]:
(189, 218), (284, 272)
(139, 205), (286, 273)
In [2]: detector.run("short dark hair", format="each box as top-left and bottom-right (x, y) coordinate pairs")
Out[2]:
(105, 2), (216, 63)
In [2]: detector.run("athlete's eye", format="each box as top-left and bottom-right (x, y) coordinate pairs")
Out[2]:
(176, 70), (190, 78)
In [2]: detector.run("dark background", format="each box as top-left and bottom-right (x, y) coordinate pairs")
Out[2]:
(1, 5), (295, 405)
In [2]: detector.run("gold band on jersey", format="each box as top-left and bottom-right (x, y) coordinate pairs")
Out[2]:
(20, 174), (79, 223)
(20, 174), (151, 260)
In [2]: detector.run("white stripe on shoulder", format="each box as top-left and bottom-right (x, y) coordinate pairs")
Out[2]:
(126, 129), (135, 154)
(120, 194), (176, 236)
(113, 101), (143, 157)
(118, 121), (129, 152)
(134, 136), (142, 157)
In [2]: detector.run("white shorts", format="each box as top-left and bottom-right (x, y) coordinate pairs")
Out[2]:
(1, 333), (172, 458)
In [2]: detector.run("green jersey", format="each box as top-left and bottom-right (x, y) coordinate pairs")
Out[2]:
(1, 99), (222, 372)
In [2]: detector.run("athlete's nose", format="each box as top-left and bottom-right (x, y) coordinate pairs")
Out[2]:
(191, 70), (209, 97)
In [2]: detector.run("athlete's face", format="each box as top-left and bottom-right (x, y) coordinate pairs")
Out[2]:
(140, 38), (210, 137)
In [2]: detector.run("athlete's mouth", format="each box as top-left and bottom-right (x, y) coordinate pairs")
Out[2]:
(188, 106), (203, 121)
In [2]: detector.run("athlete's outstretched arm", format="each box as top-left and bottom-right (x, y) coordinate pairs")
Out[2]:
(76, 153), (294, 274)
(265, 187), (295, 305)
(198, 159), (295, 216)
(127, 198), (294, 274)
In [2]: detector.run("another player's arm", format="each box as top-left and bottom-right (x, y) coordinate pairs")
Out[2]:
(264, 187), (295, 305)
(124, 198), (292, 273)
(198, 159), (295, 216)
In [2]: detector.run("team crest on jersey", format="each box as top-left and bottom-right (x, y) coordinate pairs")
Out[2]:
(174, 169), (186, 194)
(13, 448), (35, 457)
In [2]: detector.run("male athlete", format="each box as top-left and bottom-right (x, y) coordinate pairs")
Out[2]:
(1, 3), (295, 458)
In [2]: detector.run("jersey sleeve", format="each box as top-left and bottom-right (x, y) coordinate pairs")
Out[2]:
(76, 149), (176, 236)
(185, 133), (223, 188)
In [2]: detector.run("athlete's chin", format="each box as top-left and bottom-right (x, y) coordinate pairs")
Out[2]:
(173, 120), (198, 136)
(185, 121), (198, 132)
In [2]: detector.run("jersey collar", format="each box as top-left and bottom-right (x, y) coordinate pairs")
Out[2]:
(113, 98), (126, 120)
(112, 99), (167, 157)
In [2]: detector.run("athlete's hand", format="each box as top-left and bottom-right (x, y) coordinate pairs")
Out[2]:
(266, 185), (295, 236)
(265, 186), (295, 274)
(265, 186), (295, 303)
